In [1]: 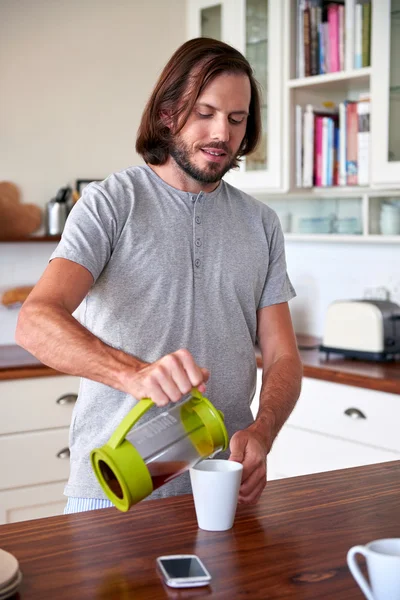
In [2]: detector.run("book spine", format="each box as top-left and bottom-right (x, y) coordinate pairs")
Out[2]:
(339, 101), (347, 186)
(324, 21), (330, 73)
(328, 4), (340, 73)
(354, 3), (363, 69)
(310, 6), (319, 76)
(334, 124), (340, 186)
(362, 2), (371, 67)
(295, 105), (303, 187)
(339, 5), (345, 71)
(347, 102), (358, 185)
(357, 100), (370, 186)
(315, 116), (324, 186)
(303, 105), (315, 187)
(345, 0), (355, 71)
(297, 0), (305, 78)
(328, 118), (335, 186)
(319, 21), (325, 74)
(322, 117), (329, 186)
(304, 7), (312, 77)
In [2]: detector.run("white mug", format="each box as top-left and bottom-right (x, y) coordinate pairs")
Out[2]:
(189, 459), (243, 531)
(347, 538), (400, 600)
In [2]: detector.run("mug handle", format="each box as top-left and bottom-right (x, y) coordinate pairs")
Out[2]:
(347, 546), (374, 600)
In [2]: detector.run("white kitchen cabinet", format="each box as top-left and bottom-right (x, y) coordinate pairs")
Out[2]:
(0, 482), (67, 524)
(0, 375), (79, 524)
(187, 0), (284, 192)
(252, 369), (400, 480)
(268, 426), (400, 480)
(371, 0), (400, 187)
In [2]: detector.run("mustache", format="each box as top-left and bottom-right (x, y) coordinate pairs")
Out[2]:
(198, 141), (231, 154)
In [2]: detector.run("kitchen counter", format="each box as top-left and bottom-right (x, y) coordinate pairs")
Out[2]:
(256, 334), (400, 395)
(2, 336), (400, 394)
(0, 460), (399, 599)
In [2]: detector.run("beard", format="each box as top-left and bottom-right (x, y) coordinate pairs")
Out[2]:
(169, 136), (236, 184)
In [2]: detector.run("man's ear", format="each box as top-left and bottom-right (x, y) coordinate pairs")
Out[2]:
(160, 110), (174, 130)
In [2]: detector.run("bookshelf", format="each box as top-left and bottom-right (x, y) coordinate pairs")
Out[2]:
(186, 0), (400, 242)
(281, 0), (400, 241)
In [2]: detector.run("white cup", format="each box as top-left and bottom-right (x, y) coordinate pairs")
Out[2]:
(347, 538), (400, 600)
(189, 459), (243, 531)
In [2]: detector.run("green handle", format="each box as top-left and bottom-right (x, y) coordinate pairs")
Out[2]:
(108, 398), (154, 450)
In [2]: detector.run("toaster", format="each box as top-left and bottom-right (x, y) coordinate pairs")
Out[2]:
(319, 299), (400, 361)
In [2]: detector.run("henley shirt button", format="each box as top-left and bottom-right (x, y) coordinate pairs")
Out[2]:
(195, 259), (201, 267)
(195, 238), (202, 247)
(191, 196), (196, 202)
(195, 216), (201, 224)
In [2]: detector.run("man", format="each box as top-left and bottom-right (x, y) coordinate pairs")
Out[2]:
(16, 38), (302, 513)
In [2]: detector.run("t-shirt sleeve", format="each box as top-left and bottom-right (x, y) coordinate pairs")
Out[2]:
(258, 212), (296, 309)
(49, 183), (119, 282)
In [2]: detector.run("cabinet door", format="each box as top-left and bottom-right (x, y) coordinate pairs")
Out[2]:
(371, 0), (400, 186)
(0, 481), (67, 524)
(0, 376), (79, 435)
(268, 426), (400, 480)
(0, 428), (70, 489)
(187, 0), (284, 191)
(287, 377), (400, 454)
(187, 0), (240, 45)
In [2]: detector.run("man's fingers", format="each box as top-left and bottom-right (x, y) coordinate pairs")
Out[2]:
(175, 349), (208, 389)
(131, 349), (209, 406)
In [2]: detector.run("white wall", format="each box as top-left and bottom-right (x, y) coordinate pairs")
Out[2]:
(286, 241), (400, 336)
(1, 1), (400, 346)
(0, 0), (187, 345)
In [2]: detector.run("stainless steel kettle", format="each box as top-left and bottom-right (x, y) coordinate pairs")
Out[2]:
(45, 186), (72, 236)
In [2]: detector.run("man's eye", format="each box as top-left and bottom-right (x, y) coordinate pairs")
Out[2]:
(229, 117), (245, 125)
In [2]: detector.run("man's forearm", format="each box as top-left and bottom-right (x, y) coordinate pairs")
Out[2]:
(16, 301), (146, 391)
(250, 355), (303, 453)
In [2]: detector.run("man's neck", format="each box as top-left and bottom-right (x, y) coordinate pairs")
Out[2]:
(149, 160), (220, 194)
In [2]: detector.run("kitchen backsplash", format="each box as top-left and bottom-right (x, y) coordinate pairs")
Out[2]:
(1, 238), (399, 345)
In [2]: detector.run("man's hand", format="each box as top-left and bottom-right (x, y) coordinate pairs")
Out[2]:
(122, 348), (210, 407)
(228, 427), (268, 504)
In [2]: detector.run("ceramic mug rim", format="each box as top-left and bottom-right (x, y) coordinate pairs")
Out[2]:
(191, 459), (243, 474)
(365, 538), (400, 557)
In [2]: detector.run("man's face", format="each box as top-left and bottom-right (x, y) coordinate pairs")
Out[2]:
(169, 72), (251, 184)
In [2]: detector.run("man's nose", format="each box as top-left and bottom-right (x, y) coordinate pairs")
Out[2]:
(211, 117), (230, 142)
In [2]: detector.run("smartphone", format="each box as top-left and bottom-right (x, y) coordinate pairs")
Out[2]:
(156, 554), (212, 588)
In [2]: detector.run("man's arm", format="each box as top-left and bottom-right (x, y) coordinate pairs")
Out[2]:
(229, 302), (302, 504)
(250, 302), (303, 451)
(16, 258), (208, 406)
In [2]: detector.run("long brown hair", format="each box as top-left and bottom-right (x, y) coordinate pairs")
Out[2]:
(136, 37), (262, 167)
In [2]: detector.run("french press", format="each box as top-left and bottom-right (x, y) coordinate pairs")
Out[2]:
(90, 388), (228, 511)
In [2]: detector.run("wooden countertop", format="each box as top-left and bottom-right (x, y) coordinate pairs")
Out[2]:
(1, 460), (399, 599)
(2, 336), (400, 394)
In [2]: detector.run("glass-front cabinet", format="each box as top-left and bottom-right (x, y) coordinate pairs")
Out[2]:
(187, 0), (284, 191)
(371, 0), (400, 186)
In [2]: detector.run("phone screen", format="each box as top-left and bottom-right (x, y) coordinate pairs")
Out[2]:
(160, 557), (208, 579)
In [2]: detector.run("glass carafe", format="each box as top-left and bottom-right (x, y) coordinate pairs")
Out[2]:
(91, 388), (228, 511)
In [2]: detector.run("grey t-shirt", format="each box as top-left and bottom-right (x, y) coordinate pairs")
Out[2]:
(51, 165), (295, 500)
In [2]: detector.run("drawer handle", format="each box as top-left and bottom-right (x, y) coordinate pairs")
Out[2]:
(57, 447), (71, 459)
(344, 408), (366, 420)
(56, 393), (78, 405)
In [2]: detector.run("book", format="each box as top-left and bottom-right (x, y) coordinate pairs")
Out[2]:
(354, 2), (363, 68)
(345, 0), (355, 71)
(346, 102), (358, 184)
(357, 99), (370, 186)
(362, 1), (371, 67)
(339, 101), (347, 185)
(295, 105), (303, 187)
(303, 104), (315, 187)
(328, 3), (340, 72)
